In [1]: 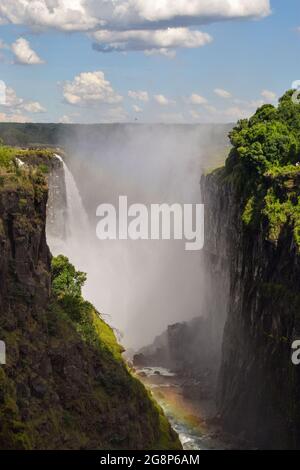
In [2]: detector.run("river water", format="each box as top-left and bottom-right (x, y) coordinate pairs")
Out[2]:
(136, 367), (235, 450)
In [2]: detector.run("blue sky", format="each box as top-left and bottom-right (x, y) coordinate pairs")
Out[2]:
(0, 0), (299, 124)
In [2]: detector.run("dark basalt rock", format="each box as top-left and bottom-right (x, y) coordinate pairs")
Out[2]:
(201, 168), (300, 450)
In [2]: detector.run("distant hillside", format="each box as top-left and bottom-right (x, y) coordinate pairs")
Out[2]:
(0, 123), (69, 147)
(0, 122), (231, 144)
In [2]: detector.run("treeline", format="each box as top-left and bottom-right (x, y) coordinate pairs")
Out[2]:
(0, 122), (233, 148)
(0, 123), (68, 147)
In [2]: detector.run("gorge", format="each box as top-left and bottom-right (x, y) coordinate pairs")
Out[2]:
(0, 92), (300, 450)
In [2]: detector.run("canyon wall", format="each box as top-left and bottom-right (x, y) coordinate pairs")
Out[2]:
(202, 167), (300, 449)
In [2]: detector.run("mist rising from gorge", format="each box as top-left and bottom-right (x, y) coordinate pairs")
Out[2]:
(49, 124), (230, 349)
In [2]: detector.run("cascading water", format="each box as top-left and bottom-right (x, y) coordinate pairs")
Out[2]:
(47, 154), (91, 274)
(60, 157), (90, 242)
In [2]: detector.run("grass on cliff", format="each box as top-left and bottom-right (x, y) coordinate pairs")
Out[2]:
(0, 145), (55, 189)
(48, 255), (181, 450)
(0, 145), (54, 167)
(220, 90), (300, 248)
(50, 255), (124, 361)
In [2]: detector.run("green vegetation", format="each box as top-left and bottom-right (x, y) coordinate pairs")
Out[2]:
(226, 91), (300, 175)
(50, 255), (125, 361)
(0, 123), (65, 147)
(0, 144), (56, 193)
(48, 255), (181, 449)
(51, 255), (87, 323)
(223, 90), (300, 247)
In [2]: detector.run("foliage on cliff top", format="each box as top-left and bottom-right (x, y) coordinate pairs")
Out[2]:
(0, 145), (56, 194)
(226, 91), (300, 175)
(223, 90), (300, 247)
(0, 145), (55, 167)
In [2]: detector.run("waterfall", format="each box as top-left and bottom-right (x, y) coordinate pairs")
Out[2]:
(57, 155), (90, 241)
(47, 154), (90, 273)
(47, 153), (115, 324)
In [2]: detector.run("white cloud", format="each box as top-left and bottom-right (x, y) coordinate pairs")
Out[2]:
(59, 114), (73, 124)
(22, 101), (46, 113)
(0, 0), (96, 32)
(144, 48), (176, 58)
(0, 1), (271, 54)
(0, 1), (271, 32)
(189, 104), (217, 121)
(154, 94), (174, 106)
(63, 71), (123, 106)
(223, 106), (251, 120)
(0, 111), (29, 123)
(0, 85), (46, 121)
(3, 87), (23, 108)
(187, 94), (207, 105)
(11, 37), (44, 65)
(214, 88), (232, 99)
(192, 104), (251, 122)
(261, 89), (277, 102)
(234, 98), (265, 109)
(128, 90), (149, 102)
(188, 98), (266, 123)
(132, 105), (142, 113)
(92, 27), (212, 56)
(59, 111), (81, 123)
(215, 100), (264, 121)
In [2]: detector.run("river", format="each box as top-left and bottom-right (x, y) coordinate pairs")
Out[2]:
(136, 367), (239, 450)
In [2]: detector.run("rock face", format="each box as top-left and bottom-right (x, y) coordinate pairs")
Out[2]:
(134, 317), (223, 381)
(0, 152), (181, 450)
(201, 169), (300, 449)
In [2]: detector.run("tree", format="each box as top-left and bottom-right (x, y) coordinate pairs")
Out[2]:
(52, 255), (86, 299)
(51, 256), (87, 322)
(227, 90), (300, 176)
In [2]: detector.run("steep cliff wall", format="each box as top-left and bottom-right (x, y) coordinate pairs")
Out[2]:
(202, 161), (300, 449)
(0, 148), (181, 450)
(134, 316), (223, 379)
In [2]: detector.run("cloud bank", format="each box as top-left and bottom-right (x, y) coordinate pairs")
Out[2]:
(0, 1), (271, 55)
(92, 27), (212, 55)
